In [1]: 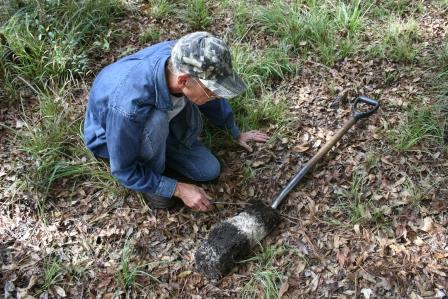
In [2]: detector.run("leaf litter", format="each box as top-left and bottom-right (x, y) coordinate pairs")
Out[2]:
(1, 1), (448, 298)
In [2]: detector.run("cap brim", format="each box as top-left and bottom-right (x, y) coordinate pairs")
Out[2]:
(200, 72), (246, 99)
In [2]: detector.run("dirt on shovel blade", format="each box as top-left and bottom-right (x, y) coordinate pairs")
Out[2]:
(195, 200), (281, 279)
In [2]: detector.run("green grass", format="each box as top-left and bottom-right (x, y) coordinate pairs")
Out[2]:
(392, 106), (445, 150)
(369, 0), (425, 18)
(38, 258), (64, 294)
(232, 45), (297, 98)
(253, 0), (367, 65)
(20, 84), (119, 221)
(402, 178), (425, 205)
(348, 170), (366, 202)
(0, 0), (125, 93)
(147, 0), (176, 20)
(335, 170), (384, 225)
(242, 245), (290, 299)
(181, 0), (212, 30)
(140, 28), (161, 45)
(365, 150), (379, 169)
(224, 1), (252, 39)
(119, 240), (159, 290)
(433, 38), (448, 106)
(370, 16), (420, 62)
(228, 45), (296, 132)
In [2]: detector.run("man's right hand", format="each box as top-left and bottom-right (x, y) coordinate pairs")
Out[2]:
(174, 182), (212, 212)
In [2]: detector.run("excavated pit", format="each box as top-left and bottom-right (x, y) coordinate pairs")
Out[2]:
(195, 200), (281, 279)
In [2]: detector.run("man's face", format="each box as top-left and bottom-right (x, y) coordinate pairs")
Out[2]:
(182, 76), (218, 105)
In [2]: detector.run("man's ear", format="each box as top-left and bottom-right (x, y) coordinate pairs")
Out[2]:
(177, 73), (190, 88)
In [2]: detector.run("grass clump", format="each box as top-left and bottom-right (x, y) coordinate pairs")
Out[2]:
(232, 45), (296, 97)
(335, 170), (386, 226)
(369, 0), (424, 18)
(0, 0), (125, 94)
(253, 0), (368, 65)
(140, 28), (161, 45)
(242, 245), (289, 299)
(433, 38), (448, 107)
(392, 106), (445, 150)
(38, 258), (64, 294)
(181, 0), (212, 30)
(147, 0), (176, 19)
(119, 240), (159, 290)
(370, 16), (420, 62)
(21, 84), (118, 220)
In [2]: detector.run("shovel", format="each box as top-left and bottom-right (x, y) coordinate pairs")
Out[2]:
(195, 96), (380, 279)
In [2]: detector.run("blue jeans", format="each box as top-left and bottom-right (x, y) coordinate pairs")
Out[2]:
(142, 109), (220, 202)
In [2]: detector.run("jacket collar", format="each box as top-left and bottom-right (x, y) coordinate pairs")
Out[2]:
(153, 54), (173, 111)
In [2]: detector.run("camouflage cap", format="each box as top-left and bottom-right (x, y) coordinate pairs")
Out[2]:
(171, 32), (246, 99)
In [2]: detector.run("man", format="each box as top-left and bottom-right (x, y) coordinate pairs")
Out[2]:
(84, 32), (268, 212)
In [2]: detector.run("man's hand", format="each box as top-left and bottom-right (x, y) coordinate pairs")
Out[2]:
(237, 130), (269, 152)
(174, 182), (212, 212)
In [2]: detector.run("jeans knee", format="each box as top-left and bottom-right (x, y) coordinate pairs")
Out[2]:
(194, 157), (220, 182)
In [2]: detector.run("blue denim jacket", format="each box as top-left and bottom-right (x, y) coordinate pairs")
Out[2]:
(84, 40), (241, 197)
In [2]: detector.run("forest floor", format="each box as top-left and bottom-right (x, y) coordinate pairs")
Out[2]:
(1, 0), (448, 298)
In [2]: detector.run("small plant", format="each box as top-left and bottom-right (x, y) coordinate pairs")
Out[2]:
(365, 150), (378, 169)
(332, 0), (366, 35)
(147, 0), (176, 19)
(181, 0), (212, 30)
(0, 0), (125, 93)
(402, 178), (425, 205)
(38, 258), (63, 293)
(119, 240), (159, 290)
(242, 245), (289, 299)
(231, 45), (296, 97)
(371, 16), (420, 62)
(140, 28), (161, 45)
(349, 171), (366, 201)
(254, 1), (365, 65)
(433, 38), (448, 104)
(242, 164), (255, 184)
(232, 2), (252, 39)
(334, 170), (381, 225)
(392, 107), (444, 150)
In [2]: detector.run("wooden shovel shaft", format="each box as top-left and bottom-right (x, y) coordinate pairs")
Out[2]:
(271, 117), (357, 209)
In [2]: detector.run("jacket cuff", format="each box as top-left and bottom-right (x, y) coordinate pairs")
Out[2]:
(229, 124), (241, 140)
(154, 176), (177, 198)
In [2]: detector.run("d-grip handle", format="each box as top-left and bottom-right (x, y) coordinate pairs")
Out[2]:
(352, 96), (380, 120)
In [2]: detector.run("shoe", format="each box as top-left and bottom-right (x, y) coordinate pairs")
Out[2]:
(143, 193), (177, 209)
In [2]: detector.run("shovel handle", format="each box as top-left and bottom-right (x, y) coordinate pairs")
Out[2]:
(352, 96), (380, 120)
(270, 96), (379, 209)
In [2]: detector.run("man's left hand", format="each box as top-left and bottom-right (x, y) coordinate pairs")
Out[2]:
(237, 130), (269, 152)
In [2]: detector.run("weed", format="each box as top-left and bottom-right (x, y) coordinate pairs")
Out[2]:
(392, 106), (445, 150)
(242, 164), (255, 184)
(181, 0), (212, 30)
(334, 170), (385, 225)
(147, 0), (176, 19)
(119, 240), (159, 290)
(332, 0), (366, 35)
(384, 70), (400, 86)
(0, 0), (125, 93)
(140, 28), (161, 45)
(365, 150), (378, 169)
(231, 2), (252, 39)
(231, 45), (296, 97)
(254, 1), (366, 65)
(369, 0), (424, 18)
(38, 258), (63, 293)
(370, 16), (420, 62)
(433, 38), (448, 105)
(402, 178), (425, 205)
(349, 171), (366, 201)
(242, 245), (289, 299)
